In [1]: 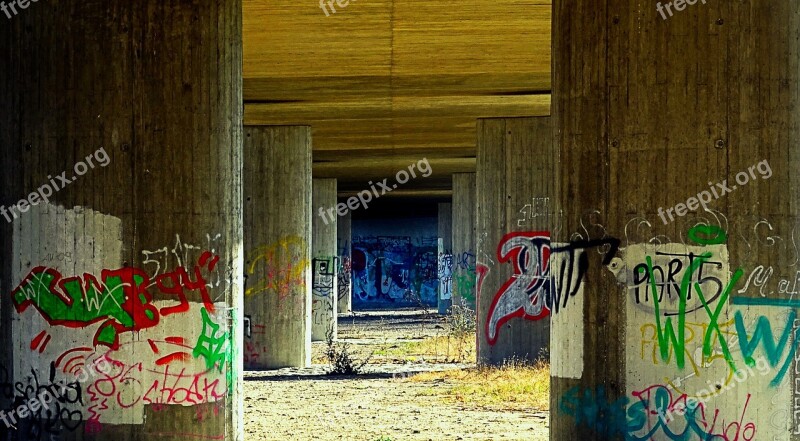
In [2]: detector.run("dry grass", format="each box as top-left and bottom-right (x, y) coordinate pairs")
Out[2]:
(311, 333), (475, 365)
(405, 360), (550, 411)
(373, 334), (476, 363)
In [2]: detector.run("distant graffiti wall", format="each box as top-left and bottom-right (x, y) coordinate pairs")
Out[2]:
(351, 217), (439, 307)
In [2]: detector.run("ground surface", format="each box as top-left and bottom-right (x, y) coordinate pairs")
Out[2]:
(244, 309), (549, 441)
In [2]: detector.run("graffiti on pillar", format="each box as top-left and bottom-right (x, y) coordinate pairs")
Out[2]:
(485, 232), (619, 345)
(516, 197), (551, 228)
(438, 251), (453, 301)
(244, 317), (268, 364)
(351, 236), (439, 306)
(242, 314), (272, 365)
(584, 222), (799, 440)
(49, 306), (233, 431)
(337, 237), (352, 306)
(625, 250), (728, 317)
(617, 226), (800, 387)
(737, 265), (800, 298)
(8, 217), (235, 440)
(337, 256), (352, 303)
(11, 252), (220, 349)
(142, 233), (231, 297)
(313, 257), (336, 328)
(312, 258), (336, 298)
(85, 337), (230, 429)
(245, 235), (308, 300)
(795, 343), (800, 435)
(0, 362), (85, 440)
(192, 307), (232, 372)
(560, 384), (757, 440)
(452, 251), (477, 306)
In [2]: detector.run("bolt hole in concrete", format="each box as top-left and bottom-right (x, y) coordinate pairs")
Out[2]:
(244, 309), (549, 440)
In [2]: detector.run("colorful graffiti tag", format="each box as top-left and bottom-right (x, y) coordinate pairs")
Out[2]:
(452, 251), (477, 306)
(560, 384), (756, 440)
(245, 236), (308, 299)
(485, 232), (619, 344)
(576, 222), (800, 440)
(12, 253), (220, 349)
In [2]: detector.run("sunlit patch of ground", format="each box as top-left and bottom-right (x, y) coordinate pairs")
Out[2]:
(406, 360), (550, 412)
(245, 310), (549, 440)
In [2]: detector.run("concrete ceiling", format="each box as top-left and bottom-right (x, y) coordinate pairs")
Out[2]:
(243, 0), (552, 195)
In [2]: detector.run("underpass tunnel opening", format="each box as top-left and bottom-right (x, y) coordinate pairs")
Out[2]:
(345, 198), (443, 311)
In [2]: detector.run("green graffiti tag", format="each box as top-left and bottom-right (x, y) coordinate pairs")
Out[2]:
(453, 266), (476, 303)
(193, 307), (232, 373)
(642, 251), (742, 373)
(13, 267), (158, 348)
(12, 252), (220, 349)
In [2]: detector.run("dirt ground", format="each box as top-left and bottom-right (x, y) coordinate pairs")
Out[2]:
(244, 309), (549, 441)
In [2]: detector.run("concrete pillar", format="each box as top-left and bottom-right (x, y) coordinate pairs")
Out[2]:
(337, 211), (352, 314)
(476, 117), (556, 365)
(551, 0), (799, 439)
(312, 179), (338, 341)
(243, 126), (312, 369)
(438, 203), (453, 314)
(452, 173), (477, 310)
(0, 2), (243, 440)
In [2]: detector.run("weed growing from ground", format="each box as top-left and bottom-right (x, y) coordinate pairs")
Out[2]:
(324, 326), (373, 375)
(444, 302), (477, 363)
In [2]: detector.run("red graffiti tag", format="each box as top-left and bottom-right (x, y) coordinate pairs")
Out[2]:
(12, 252), (219, 349)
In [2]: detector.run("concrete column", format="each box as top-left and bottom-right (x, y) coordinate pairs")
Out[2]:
(438, 203), (453, 314)
(243, 126), (312, 369)
(551, 0), (799, 439)
(0, 2), (243, 440)
(312, 179), (338, 341)
(476, 117), (556, 365)
(337, 211), (352, 314)
(452, 173), (477, 310)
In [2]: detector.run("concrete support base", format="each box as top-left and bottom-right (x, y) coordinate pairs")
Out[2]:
(452, 173), (477, 311)
(0, 2), (244, 439)
(337, 212), (353, 314)
(312, 179), (338, 341)
(476, 117), (555, 365)
(551, 0), (799, 438)
(243, 126), (312, 370)
(438, 203), (453, 314)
